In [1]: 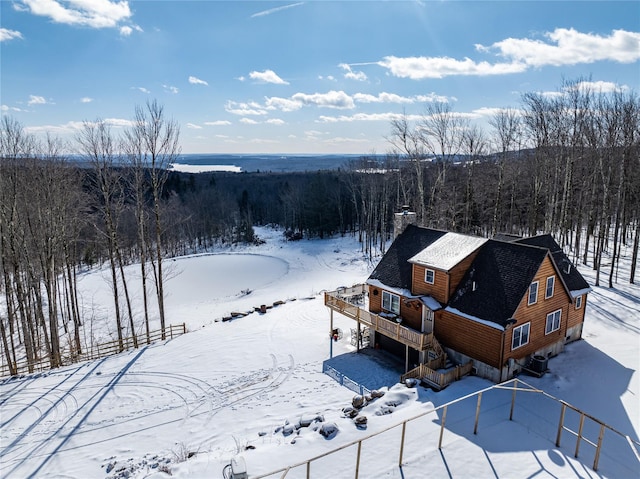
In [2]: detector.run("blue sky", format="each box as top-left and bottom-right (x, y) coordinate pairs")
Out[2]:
(1, 1), (639, 154)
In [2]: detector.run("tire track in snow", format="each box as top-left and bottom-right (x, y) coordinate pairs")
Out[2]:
(1, 350), (143, 478)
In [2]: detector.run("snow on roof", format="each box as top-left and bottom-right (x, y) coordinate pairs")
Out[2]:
(570, 287), (593, 298)
(409, 232), (488, 271)
(420, 295), (442, 311)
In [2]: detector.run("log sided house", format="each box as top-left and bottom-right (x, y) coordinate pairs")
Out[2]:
(324, 210), (591, 387)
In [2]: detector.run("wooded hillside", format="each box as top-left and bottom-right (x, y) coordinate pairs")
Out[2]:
(1, 80), (638, 375)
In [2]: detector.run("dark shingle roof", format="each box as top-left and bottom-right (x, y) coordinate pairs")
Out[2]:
(368, 225), (446, 290)
(515, 235), (590, 294)
(448, 240), (548, 327)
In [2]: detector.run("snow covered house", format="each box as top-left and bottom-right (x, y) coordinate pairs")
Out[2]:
(325, 210), (591, 386)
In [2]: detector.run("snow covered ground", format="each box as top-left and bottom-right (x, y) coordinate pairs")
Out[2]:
(0, 227), (638, 478)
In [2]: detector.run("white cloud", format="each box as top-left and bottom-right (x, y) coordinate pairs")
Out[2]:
(28, 95), (47, 105)
(225, 101), (267, 116)
(317, 112), (423, 123)
(291, 90), (355, 109)
(163, 84), (179, 94)
(119, 24), (141, 36)
(189, 76), (209, 86)
(240, 118), (259, 125)
(205, 120), (232, 126)
(265, 118), (285, 125)
(249, 69), (289, 85)
(378, 28), (640, 81)
(1, 105), (27, 112)
(378, 55), (525, 79)
(318, 75), (336, 81)
(324, 136), (369, 144)
(80, 97), (93, 103)
(486, 28), (640, 67)
(538, 80), (630, 99)
(251, 2), (304, 18)
(132, 86), (150, 94)
(264, 96), (303, 112)
(19, 0), (133, 29)
(470, 107), (519, 118)
(186, 123), (202, 129)
(104, 118), (135, 127)
(353, 92), (452, 104)
(570, 80), (630, 94)
(0, 28), (23, 42)
(339, 63), (368, 81)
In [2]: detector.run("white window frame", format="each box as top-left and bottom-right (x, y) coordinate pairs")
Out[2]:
(575, 295), (583, 309)
(545, 309), (562, 334)
(528, 281), (539, 305)
(545, 276), (555, 299)
(512, 322), (530, 350)
(425, 268), (435, 285)
(382, 291), (400, 315)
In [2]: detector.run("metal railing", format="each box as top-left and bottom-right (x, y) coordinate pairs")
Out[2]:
(251, 379), (640, 478)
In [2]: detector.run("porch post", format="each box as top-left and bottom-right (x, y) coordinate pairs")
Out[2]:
(356, 321), (361, 353)
(405, 344), (409, 373)
(330, 309), (334, 359)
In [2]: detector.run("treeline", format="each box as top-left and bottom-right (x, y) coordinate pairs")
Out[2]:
(1, 79), (638, 375)
(0, 101), (181, 374)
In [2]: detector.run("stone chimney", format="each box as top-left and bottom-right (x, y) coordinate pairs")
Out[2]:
(393, 205), (417, 239)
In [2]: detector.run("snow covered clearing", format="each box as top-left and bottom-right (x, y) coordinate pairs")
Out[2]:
(0, 227), (638, 478)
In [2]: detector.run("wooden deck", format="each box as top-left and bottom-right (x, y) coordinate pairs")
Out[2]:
(325, 288), (434, 351)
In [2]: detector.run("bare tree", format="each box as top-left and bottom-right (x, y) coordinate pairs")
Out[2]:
(127, 100), (181, 337)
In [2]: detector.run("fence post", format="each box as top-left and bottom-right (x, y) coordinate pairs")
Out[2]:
(306, 460), (311, 479)
(399, 421), (407, 466)
(438, 405), (448, 449)
(474, 392), (483, 435)
(355, 440), (362, 479)
(575, 413), (586, 458)
(510, 379), (518, 420)
(593, 424), (606, 471)
(556, 403), (567, 447)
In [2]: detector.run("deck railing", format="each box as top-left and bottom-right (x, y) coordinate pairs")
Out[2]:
(325, 291), (432, 350)
(400, 361), (474, 389)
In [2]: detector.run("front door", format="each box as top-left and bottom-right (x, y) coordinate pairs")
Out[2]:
(422, 306), (434, 333)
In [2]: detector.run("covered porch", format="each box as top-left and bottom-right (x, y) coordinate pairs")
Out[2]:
(324, 285), (446, 375)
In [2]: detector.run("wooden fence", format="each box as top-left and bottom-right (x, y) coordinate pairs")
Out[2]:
(400, 361), (474, 390)
(251, 379), (640, 478)
(0, 323), (186, 378)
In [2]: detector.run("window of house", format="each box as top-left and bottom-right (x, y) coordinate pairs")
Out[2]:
(528, 281), (538, 305)
(575, 295), (583, 309)
(382, 291), (400, 315)
(545, 309), (562, 334)
(545, 276), (555, 299)
(425, 269), (435, 284)
(512, 323), (530, 350)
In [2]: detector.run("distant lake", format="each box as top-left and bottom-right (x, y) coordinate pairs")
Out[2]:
(171, 153), (380, 173)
